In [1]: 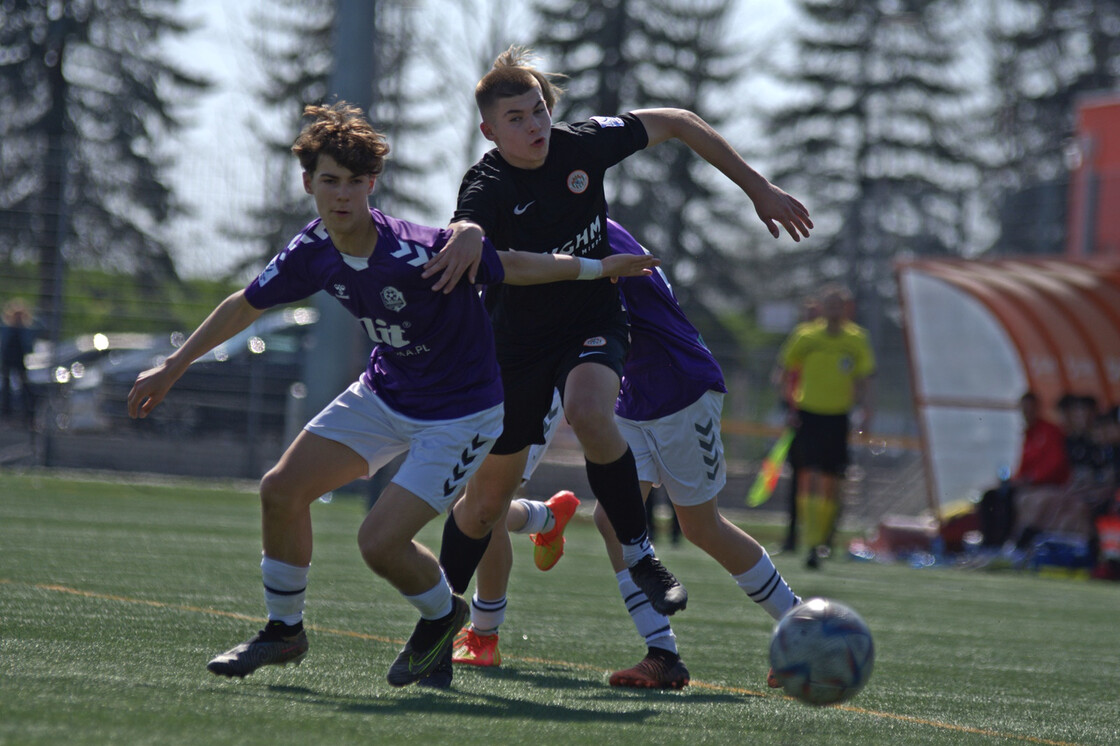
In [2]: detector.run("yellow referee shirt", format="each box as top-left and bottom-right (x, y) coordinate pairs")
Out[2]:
(780, 320), (875, 415)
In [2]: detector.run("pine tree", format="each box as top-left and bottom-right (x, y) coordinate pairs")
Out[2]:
(760, 0), (975, 321)
(0, 0), (207, 336)
(235, 0), (440, 274)
(985, 0), (1120, 255)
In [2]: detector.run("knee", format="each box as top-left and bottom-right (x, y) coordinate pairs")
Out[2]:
(356, 522), (395, 577)
(258, 468), (305, 520)
(456, 492), (508, 536)
(563, 401), (613, 439)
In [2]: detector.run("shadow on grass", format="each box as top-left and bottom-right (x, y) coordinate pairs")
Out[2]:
(238, 682), (665, 724)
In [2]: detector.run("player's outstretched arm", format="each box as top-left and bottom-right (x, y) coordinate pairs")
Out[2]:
(422, 221), (486, 293)
(499, 251), (659, 286)
(633, 108), (813, 242)
(127, 291), (263, 419)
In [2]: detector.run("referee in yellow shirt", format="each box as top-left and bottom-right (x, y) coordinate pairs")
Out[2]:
(779, 285), (875, 568)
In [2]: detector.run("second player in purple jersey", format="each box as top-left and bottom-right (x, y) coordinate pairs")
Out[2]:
(610, 218), (727, 422)
(245, 209), (505, 421)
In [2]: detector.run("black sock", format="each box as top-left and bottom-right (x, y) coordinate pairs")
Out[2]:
(585, 447), (648, 545)
(262, 619), (302, 638)
(438, 511), (492, 595)
(647, 646), (679, 664)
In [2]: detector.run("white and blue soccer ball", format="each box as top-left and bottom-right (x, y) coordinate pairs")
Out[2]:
(769, 597), (875, 706)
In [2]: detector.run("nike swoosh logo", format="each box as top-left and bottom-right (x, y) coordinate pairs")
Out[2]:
(513, 201), (535, 215)
(578, 351), (605, 358)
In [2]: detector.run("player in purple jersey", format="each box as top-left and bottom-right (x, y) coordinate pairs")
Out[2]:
(125, 102), (656, 687)
(453, 220), (803, 689)
(418, 47), (811, 687)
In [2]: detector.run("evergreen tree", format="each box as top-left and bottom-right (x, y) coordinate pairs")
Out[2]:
(0, 0), (207, 336)
(531, 0), (750, 353)
(760, 0), (975, 325)
(235, 0), (439, 274)
(985, 0), (1120, 255)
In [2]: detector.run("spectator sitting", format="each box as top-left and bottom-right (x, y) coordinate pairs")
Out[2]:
(1014, 394), (1116, 551)
(977, 391), (1069, 548)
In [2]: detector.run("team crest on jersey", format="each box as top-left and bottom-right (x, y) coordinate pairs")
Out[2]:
(381, 286), (406, 312)
(583, 336), (607, 347)
(333, 283), (350, 300)
(567, 170), (589, 194)
(591, 116), (625, 128)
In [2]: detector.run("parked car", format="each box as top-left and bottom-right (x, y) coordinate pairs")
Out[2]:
(66, 306), (323, 436)
(26, 333), (164, 431)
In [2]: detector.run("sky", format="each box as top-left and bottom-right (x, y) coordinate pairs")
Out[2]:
(160, 0), (793, 279)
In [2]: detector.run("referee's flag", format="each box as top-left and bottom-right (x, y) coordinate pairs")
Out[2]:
(747, 429), (794, 507)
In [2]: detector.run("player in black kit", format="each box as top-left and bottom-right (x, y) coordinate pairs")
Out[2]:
(419, 47), (811, 688)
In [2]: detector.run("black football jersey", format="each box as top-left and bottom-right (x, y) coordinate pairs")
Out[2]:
(454, 113), (649, 347)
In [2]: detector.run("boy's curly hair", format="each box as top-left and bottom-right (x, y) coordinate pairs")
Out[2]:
(291, 101), (389, 176)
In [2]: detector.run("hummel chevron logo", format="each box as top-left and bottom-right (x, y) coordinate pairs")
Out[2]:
(443, 434), (492, 496)
(390, 238), (431, 266)
(513, 201), (535, 215)
(695, 418), (720, 479)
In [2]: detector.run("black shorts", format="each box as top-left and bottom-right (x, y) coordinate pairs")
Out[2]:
(492, 314), (629, 455)
(795, 410), (850, 476)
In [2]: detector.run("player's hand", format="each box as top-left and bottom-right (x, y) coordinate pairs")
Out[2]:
(753, 183), (813, 242)
(424, 222), (484, 293)
(602, 253), (660, 281)
(127, 365), (176, 419)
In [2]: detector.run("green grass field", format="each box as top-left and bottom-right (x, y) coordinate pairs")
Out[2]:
(2, 471), (1117, 745)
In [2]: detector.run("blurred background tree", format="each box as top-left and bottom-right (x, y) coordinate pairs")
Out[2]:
(0, 0), (208, 339)
(227, 0), (438, 275)
(984, 0), (1120, 256)
(533, 0), (750, 361)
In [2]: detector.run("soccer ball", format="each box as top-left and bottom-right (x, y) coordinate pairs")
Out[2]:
(769, 597), (874, 706)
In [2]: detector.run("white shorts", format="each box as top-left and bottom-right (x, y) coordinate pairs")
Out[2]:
(306, 381), (504, 513)
(615, 390), (727, 507)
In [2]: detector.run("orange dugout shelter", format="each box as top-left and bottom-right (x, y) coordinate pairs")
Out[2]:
(896, 257), (1120, 517)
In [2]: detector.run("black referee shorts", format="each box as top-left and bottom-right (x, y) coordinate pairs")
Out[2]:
(795, 410), (851, 476)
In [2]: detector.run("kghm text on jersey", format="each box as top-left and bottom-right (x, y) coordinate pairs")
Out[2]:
(550, 215), (602, 256)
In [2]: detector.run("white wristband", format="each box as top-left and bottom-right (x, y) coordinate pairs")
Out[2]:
(577, 257), (603, 280)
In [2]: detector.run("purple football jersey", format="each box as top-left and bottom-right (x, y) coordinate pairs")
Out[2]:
(244, 208), (505, 420)
(610, 219), (727, 421)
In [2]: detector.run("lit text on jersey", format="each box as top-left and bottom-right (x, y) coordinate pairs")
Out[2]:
(360, 317), (411, 348)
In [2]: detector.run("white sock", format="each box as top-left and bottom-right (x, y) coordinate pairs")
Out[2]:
(511, 498), (553, 535)
(621, 533), (655, 567)
(470, 594), (507, 634)
(401, 572), (454, 620)
(733, 550), (801, 621)
(616, 569), (677, 654)
(261, 554), (309, 626)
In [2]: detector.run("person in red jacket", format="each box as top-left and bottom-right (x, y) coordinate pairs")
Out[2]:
(979, 391), (1069, 546)
(1013, 391), (1071, 487)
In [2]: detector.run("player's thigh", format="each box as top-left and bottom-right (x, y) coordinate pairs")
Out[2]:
(360, 481), (441, 552)
(457, 449), (530, 531)
(267, 429), (370, 501)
